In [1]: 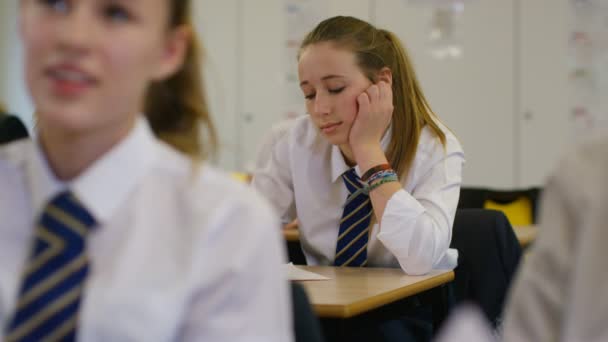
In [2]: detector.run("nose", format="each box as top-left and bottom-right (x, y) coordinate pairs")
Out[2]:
(54, 6), (95, 54)
(312, 92), (330, 117)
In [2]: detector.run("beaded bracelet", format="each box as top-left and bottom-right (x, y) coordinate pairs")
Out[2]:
(366, 169), (397, 186)
(361, 163), (391, 182)
(368, 174), (399, 192)
(343, 169), (398, 207)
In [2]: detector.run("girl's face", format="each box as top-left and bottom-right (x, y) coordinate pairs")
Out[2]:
(298, 42), (373, 147)
(20, 0), (187, 136)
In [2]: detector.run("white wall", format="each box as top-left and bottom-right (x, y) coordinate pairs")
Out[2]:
(0, 0), (572, 188)
(0, 1), (34, 129)
(377, 0), (519, 188)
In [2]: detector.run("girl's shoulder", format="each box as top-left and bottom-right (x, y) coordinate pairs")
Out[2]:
(417, 122), (464, 158)
(151, 143), (278, 239)
(0, 139), (34, 174)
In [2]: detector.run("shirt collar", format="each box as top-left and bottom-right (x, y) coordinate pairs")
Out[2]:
(29, 117), (157, 224)
(329, 124), (393, 183)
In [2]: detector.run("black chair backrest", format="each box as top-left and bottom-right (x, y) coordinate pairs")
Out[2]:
(291, 282), (324, 342)
(449, 208), (522, 326)
(0, 114), (29, 144)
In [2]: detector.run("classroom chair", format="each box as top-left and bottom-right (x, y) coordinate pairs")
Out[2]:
(0, 114), (29, 144)
(449, 208), (522, 327)
(458, 187), (542, 226)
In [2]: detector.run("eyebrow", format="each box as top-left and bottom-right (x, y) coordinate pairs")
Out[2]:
(299, 75), (345, 87)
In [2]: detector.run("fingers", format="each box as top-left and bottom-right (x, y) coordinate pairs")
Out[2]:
(366, 84), (380, 105)
(378, 81), (390, 103)
(379, 81), (394, 113)
(357, 92), (370, 116)
(364, 82), (393, 114)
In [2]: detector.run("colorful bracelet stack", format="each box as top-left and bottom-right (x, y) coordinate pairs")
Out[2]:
(361, 163), (392, 182)
(343, 163), (400, 208)
(367, 169), (398, 192)
(365, 166), (398, 192)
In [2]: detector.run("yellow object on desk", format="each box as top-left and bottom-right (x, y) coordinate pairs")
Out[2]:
(230, 172), (251, 183)
(484, 196), (533, 226)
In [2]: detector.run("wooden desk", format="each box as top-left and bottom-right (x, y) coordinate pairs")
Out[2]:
(284, 225), (538, 247)
(297, 266), (454, 318)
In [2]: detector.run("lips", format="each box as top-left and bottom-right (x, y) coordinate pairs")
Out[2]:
(45, 64), (98, 97)
(319, 121), (342, 134)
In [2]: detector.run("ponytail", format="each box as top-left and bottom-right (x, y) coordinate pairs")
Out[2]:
(144, 0), (218, 160)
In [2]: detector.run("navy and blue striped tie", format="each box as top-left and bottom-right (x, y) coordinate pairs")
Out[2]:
(334, 169), (373, 267)
(5, 191), (96, 342)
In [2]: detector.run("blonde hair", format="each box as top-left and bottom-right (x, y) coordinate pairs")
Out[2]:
(144, 0), (218, 159)
(300, 16), (447, 180)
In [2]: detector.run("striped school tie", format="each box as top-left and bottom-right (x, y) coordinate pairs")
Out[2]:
(5, 191), (96, 342)
(334, 168), (373, 267)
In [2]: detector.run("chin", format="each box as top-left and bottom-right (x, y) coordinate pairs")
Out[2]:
(322, 134), (348, 146)
(36, 106), (96, 134)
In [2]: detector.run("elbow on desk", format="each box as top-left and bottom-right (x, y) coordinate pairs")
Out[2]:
(379, 219), (444, 276)
(397, 256), (434, 275)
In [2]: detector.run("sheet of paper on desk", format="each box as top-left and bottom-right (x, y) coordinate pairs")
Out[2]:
(284, 263), (330, 281)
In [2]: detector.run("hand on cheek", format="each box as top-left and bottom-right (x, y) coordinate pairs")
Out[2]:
(348, 81), (393, 161)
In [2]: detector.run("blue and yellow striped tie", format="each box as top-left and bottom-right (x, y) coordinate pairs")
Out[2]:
(5, 191), (96, 342)
(334, 169), (373, 267)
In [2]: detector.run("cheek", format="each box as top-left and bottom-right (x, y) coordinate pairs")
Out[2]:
(22, 22), (46, 63)
(105, 42), (140, 75)
(103, 29), (160, 76)
(337, 92), (360, 124)
(104, 40), (159, 93)
(23, 30), (53, 96)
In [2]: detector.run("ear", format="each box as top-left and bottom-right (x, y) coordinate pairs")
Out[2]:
(376, 67), (393, 86)
(153, 25), (191, 81)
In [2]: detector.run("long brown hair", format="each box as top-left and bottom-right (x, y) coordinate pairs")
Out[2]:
(300, 16), (447, 180)
(144, 0), (217, 159)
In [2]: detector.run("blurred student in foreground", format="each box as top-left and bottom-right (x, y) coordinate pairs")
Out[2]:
(502, 132), (608, 342)
(0, 0), (291, 340)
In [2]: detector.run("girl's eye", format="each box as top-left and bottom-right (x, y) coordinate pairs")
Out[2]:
(40, 0), (69, 13)
(328, 87), (345, 94)
(104, 4), (132, 23)
(304, 93), (316, 100)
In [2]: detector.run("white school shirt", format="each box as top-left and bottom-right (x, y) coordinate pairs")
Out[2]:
(0, 117), (293, 342)
(252, 116), (465, 275)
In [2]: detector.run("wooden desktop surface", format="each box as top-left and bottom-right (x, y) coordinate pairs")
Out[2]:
(297, 266), (454, 318)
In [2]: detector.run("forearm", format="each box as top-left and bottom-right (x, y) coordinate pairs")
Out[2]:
(354, 144), (400, 224)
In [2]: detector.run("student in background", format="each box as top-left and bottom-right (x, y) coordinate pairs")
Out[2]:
(253, 16), (465, 275)
(502, 133), (608, 342)
(0, 103), (28, 144)
(0, 1), (291, 341)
